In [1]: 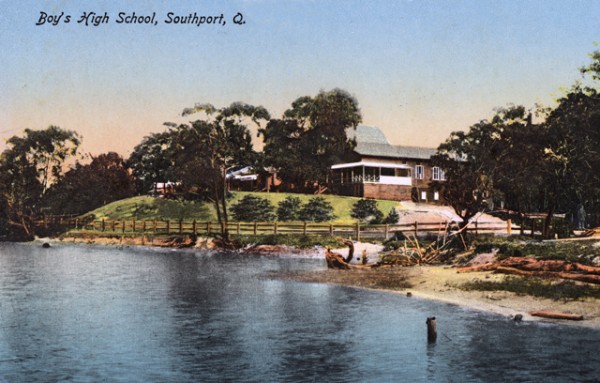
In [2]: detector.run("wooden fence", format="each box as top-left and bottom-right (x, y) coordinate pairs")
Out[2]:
(37, 216), (517, 241)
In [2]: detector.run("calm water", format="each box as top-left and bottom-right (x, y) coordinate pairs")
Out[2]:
(0, 243), (598, 382)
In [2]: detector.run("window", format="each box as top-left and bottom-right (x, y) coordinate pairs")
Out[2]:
(364, 167), (379, 182)
(432, 167), (445, 181)
(434, 191), (440, 201)
(380, 167), (395, 176)
(395, 168), (411, 177)
(415, 165), (424, 179)
(420, 191), (427, 201)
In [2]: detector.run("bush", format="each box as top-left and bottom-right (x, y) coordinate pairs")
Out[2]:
(383, 207), (400, 224)
(276, 196), (302, 221)
(230, 195), (276, 222)
(298, 197), (335, 222)
(351, 199), (384, 224)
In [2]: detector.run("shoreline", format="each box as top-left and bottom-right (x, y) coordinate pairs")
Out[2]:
(31, 236), (600, 328)
(395, 266), (600, 328)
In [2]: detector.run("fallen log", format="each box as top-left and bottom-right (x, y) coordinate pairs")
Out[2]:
(529, 310), (584, 321)
(457, 257), (600, 282)
(555, 272), (600, 284)
(494, 266), (536, 277)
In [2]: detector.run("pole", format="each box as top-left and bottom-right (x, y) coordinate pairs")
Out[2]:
(426, 317), (437, 343)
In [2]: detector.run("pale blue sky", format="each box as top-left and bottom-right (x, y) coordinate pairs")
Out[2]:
(1, 0), (599, 155)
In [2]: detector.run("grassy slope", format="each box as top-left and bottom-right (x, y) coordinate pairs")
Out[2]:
(84, 192), (400, 224)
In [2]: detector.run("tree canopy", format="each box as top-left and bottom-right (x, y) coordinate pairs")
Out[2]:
(260, 89), (361, 191)
(44, 152), (136, 215)
(434, 50), (600, 234)
(0, 126), (80, 240)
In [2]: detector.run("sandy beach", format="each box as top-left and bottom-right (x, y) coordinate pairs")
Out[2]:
(284, 241), (600, 328)
(399, 266), (600, 327)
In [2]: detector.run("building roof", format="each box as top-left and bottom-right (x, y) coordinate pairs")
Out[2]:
(349, 125), (390, 145)
(348, 125), (436, 160)
(331, 161), (412, 170)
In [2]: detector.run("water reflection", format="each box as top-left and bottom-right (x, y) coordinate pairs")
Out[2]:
(0, 243), (597, 382)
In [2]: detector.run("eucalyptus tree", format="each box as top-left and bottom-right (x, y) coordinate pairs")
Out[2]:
(260, 88), (362, 191)
(128, 130), (180, 194)
(175, 102), (271, 240)
(44, 152), (136, 215)
(0, 126), (80, 240)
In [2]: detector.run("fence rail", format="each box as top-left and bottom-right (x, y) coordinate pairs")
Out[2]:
(36, 216), (517, 240)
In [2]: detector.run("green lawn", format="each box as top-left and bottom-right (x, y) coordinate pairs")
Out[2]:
(83, 192), (401, 224)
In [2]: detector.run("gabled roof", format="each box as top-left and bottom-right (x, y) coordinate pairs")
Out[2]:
(348, 125), (436, 160)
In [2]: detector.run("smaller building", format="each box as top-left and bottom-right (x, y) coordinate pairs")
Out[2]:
(149, 181), (181, 197)
(329, 125), (444, 202)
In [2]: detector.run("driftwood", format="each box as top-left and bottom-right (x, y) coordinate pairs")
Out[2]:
(529, 310), (584, 321)
(457, 257), (600, 284)
(325, 240), (354, 269)
(325, 240), (385, 270)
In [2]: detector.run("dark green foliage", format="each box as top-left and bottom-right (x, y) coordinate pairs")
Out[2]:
(383, 207), (400, 224)
(460, 276), (600, 301)
(129, 102), (270, 239)
(259, 89), (362, 191)
(351, 199), (383, 223)
(0, 126), (80, 240)
(276, 196), (302, 221)
(231, 195), (276, 222)
(44, 152), (136, 215)
(298, 197), (335, 222)
(127, 131), (179, 194)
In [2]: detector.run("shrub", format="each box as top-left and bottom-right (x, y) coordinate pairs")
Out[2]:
(383, 207), (400, 224)
(298, 197), (335, 222)
(276, 196), (302, 221)
(230, 195), (276, 222)
(351, 199), (384, 224)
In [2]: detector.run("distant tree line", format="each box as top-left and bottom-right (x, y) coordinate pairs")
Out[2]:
(0, 89), (361, 241)
(3, 46), (600, 242)
(433, 51), (600, 236)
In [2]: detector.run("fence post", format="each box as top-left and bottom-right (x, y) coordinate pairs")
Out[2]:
(356, 223), (360, 241)
(153, 220), (157, 235)
(179, 219), (183, 234)
(414, 221), (418, 236)
(253, 222), (257, 235)
(142, 220), (147, 233)
(303, 222), (307, 235)
(384, 224), (389, 240)
(531, 219), (535, 238)
(274, 222), (278, 235)
(75, 219), (79, 230)
(122, 219), (125, 234)
(475, 220), (478, 236)
(111, 220), (116, 231)
(192, 220), (197, 235)
(507, 218), (512, 235)
(329, 224), (334, 236)
(207, 222), (211, 235)
(236, 222), (240, 235)
(102, 219), (105, 232)
(132, 220), (136, 233)
(167, 220), (171, 235)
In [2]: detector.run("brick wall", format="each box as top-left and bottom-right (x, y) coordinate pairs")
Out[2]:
(363, 183), (413, 201)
